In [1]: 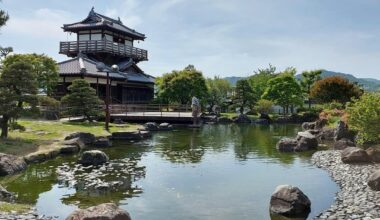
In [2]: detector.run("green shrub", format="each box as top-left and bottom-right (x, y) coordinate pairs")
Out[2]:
(346, 92), (380, 144)
(255, 99), (273, 114)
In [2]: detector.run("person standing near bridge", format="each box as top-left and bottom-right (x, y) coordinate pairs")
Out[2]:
(191, 96), (201, 126)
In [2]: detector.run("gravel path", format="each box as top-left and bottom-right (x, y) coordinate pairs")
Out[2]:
(312, 150), (380, 220)
(0, 210), (55, 220)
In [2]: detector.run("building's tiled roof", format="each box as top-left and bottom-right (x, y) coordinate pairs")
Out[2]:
(63, 7), (145, 40)
(58, 56), (154, 84)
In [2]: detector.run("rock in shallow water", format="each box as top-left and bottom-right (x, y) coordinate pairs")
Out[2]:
(269, 185), (311, 218)
(65, 203), (131, 220)
(78, 150), (109, 166)
(276, 138), (298, 152)
(295, 131), (318, 152)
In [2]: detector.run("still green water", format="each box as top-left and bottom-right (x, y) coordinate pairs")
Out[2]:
(1, 124), (338, 220)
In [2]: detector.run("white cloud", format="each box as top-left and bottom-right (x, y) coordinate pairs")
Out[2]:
(105, 0), (142, 28)
(4, 8), (72, 39)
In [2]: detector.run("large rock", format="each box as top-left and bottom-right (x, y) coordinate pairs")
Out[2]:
(232, 114), (251, 123)
(301, 122), (316, 131)
(111, 131), (150, 140)
(93, 137), (112, 148)
(294, 131), (318, 152)
(269, 185), (311, 218)
(62, 137), (85, 149)
(217, 117), (233, 123)
(366, 147), (380, 163)
(143, 122), (159, 131)
(0, 153), (27, 176)
(65, 132), (96, 145)
(368, 170), (380, 191)
(276, 138), (297, 152)
(66, 203), (131, 220)
(60, 144), (80, 154)
(319, 127), (335, 140)
(78, 150), (109, 166)
(333, 138), (355, 150)
(0, 184), (14, 202)
(315, 118), (328, 130)
(341, 147), (370, 163)
(159, 123), (173, 131)
(335, 121), (355, 141)
(254, 118), (270, 125)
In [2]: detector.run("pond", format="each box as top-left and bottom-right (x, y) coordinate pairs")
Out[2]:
(0, 124), (338, 220)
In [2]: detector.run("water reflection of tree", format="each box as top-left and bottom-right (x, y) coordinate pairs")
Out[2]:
(156, 129), (205, 163)
(232, 124), (301, 164)
(0, 156), (73, 204)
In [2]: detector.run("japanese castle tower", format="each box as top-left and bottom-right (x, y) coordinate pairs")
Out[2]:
(56, 7), (154, 104)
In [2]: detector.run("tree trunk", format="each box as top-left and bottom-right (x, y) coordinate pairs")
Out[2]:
(85, 114), (93, 123)
(0, 115), (9, 138)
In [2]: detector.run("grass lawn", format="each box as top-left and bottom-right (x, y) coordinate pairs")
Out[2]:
(0, 119), (142, 156)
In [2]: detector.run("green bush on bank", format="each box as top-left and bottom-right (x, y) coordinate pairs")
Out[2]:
(346, 92), (380, 144)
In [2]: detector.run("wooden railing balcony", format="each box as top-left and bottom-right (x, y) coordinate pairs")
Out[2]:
(59, 40), (148, 61)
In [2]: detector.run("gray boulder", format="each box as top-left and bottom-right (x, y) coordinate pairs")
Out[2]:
(341, 147), (370, 163)
(335, 121), (355, 141)
(0, 153), (27, 176)
(112, 131), (143, 140)
(62, 137), (85, 149)
(276, 138), (297, 152)
(270, 185), (311, 218)
(66, 203), (131, 220)
(319, 127), (335, 140)
(301, 122), (316, 131)
(217, 117), (233, 123)
(60, 144), (80, 154)
(294, 131), (318, 152)
(254, 118), (270, 125)
(368, 170), (380, 191)
(159, 123), (173, 130)
(333, 138), (355, 150)
(78, 150), (109, 166)
(93, 137), (112, 148)
(366, 147), (380, 163)
(65, 132), (95, 145)
(143, 122), (159, 131)
(232, 114), (251, 123)
(0, 185), (14, 202)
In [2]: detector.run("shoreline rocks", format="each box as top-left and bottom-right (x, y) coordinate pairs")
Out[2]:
(66, 203), (131, 220)
(312, 150), (380, 219)
(341, 147), (370, 164)
(0, 153), (27, 176)
(276, 131), (319, 152)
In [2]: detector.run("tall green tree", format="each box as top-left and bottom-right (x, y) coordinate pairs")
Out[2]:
(310, 76), (363, 104)
(262, 74), (303, 114)
(233, 79), (257, 114)
(2, 54), (59, 96)
(0, 2), (8, 27)
(61, 79), (103, 122)
(155, 65), (208, 104)
(206, 76), (232, 112)
(0, 2), (12, 62)
(248, 64), (277, 98)
(300, 70), (322, 109)
(0, 61), (38, 138)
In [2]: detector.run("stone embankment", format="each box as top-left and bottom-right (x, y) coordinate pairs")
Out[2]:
(312, 150), (380, 220)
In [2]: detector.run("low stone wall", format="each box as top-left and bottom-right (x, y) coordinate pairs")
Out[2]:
(312, 150), (380, 219)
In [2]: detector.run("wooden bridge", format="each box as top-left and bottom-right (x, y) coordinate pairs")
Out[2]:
(109, 104), (193, 123)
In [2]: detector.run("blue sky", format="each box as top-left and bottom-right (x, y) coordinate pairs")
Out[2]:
(0, 0), (379, 79)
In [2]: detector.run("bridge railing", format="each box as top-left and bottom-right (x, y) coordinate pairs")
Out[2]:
(110, 104), (191, 117)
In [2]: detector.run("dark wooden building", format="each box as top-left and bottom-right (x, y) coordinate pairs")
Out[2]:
(56, 7), (154, 104)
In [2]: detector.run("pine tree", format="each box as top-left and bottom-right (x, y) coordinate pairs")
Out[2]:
(61, 79), (103, 122)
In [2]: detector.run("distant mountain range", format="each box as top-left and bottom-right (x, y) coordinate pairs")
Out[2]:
(224, 70), (380, 91)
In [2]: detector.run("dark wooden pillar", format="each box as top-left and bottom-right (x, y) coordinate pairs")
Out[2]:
(96, 77), (99, 95)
